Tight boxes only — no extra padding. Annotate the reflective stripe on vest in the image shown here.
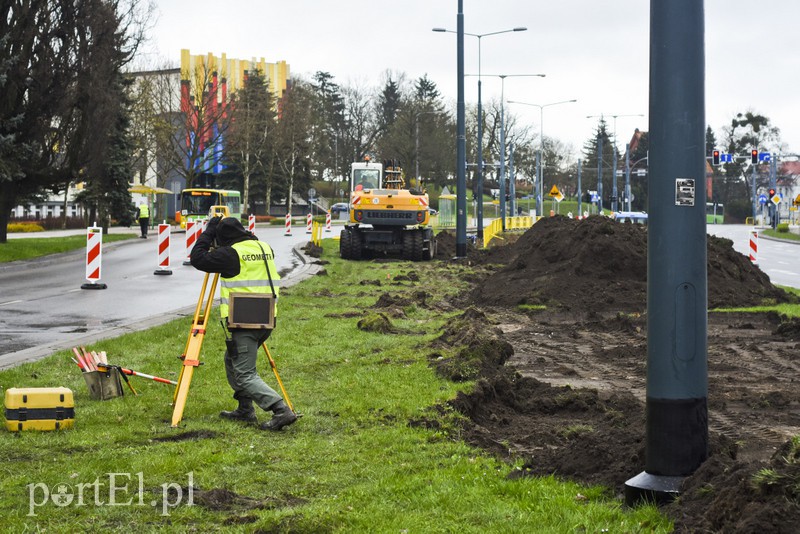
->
[220,240,280,319]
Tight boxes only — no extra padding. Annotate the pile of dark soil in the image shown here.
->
[668,438,800,533]
[471,216,792,313]
[452,369,646,492]
[428,307,513,381]
[428,218,800,532]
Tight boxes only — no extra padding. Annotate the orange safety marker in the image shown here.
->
[325,211,332,232]
[284,213,292,236]
[154,222,173,275]
[306,213,313,234]
[81,224,107,290]
[248,214,256,234]
[749,230,758,264]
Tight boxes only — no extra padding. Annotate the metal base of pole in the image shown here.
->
[182,260,192,266]
[154,269,173,276]
[624,471,683,506]
[81,282,107,290]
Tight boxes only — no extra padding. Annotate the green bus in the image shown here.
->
[706,202,724,224]
[176,188,242,229]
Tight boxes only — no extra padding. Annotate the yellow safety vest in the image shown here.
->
[138,205,149,218]
[220,240,280,319]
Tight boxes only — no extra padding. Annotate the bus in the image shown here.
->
[176,188,242,229]
[706,202,724,224]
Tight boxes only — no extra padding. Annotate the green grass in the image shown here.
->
[762,228,800,242]
[0,240,671,532]
[713,286,800,317]
[0,233,137,263]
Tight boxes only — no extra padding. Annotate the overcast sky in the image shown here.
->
[142,0,800,159]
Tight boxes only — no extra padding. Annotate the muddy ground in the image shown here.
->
[431,217,800,532]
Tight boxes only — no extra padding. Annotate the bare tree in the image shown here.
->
[275,81,314,215]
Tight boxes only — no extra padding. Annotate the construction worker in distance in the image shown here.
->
[190,216,298,431]
[136,202,149,238]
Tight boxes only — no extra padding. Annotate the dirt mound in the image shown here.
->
[668,438,800,532]
[452,370,646,493]
[428,308,514,382]
[429,218,799,531]
[472,216,792,313]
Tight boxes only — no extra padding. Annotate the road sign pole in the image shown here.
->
[625,0,708,506]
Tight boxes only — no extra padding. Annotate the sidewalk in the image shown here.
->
[5,225,171,239]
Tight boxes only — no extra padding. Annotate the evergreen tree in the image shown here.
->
[581,118,617,211]
[377,76,401,134]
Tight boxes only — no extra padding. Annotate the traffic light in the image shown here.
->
[712,150,720,165]
[751,149,758,164]
[768,188,776,197]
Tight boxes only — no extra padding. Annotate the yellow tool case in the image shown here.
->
[4,387,75,432]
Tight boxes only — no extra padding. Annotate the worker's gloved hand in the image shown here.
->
[204,216,222,237]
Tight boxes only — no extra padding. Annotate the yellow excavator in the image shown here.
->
[339,158,436,261]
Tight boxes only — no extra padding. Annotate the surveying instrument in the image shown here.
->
[170,206,297,427]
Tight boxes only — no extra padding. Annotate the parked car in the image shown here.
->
[330,203,349,214]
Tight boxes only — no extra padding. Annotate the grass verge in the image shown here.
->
[0,234,137,263]
[0,239,669,532]
[713,286,800,316]
[762,228,800,242]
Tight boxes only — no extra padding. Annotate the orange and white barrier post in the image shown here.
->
[248,214,256,234]
[154,222,173,275]
[325,211,331,232]
[306,213,313,234]
[749,230,758,264]
[81,223,107,289]
[183,220,199,266]
[284,213,292,236]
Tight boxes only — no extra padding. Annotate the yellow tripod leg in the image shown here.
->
[261,343,295,413]
[171,273,219,427]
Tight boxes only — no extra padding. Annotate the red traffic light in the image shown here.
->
[712,150,720,165]
[751,149,759,164]
[768,188,776,197]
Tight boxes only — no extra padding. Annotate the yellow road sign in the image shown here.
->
[549,185,561,197]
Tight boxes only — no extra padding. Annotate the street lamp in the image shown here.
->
[433,26,527,242]
[478,74,546,230]
[507,99,577,218]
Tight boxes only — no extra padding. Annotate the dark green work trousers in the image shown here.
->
[224,328,282,411]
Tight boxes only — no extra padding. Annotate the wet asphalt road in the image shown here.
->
[0,224,324,368]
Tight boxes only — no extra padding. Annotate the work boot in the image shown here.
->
[260,400,297,431]
[220,402,257,423]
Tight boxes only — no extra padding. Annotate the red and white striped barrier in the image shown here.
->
[81,224,107,289]
[284,213,292,236]
[749,230,758,264]
[183,220,199,266]
[154,222,173,275]
[306,213,313,234]
[248,214,256,234]
[325,211,331,232]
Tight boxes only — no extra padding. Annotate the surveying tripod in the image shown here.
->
[170,207,297,427]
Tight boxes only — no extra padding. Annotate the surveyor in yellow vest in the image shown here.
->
[190,216,297,431]
[136,202,150,238]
